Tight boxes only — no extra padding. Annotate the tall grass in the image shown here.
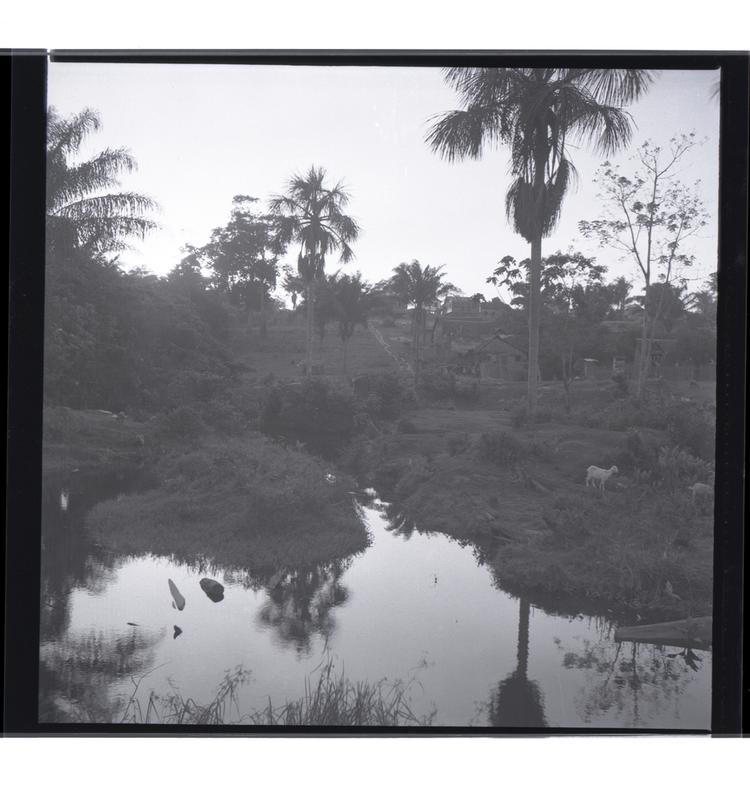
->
[118,660,436,726]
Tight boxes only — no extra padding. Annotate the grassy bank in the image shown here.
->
[43,406,152,481]
[342,395,714,620]
[44,406,368,571]
[62,660,436,726]
[86,433,368,570]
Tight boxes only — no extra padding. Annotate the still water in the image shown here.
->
[39,477,711,728]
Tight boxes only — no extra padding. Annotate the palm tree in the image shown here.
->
[609,276,633,318]
[328,272,379,374]
[426,68,652,418]
[270,166,360,374]
[387,260,457,376]
[46,107,157,259]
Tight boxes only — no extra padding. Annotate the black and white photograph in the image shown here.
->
[36,58,726,730]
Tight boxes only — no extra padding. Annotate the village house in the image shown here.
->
[426,296,527,380]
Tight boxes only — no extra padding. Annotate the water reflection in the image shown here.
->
[39,626,165,722]
[257,561,351,653]
[557,636,701,727]
[38,474,711,728]
[488,598,547,727]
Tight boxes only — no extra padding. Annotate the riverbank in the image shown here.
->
[43,378,715,620]
[43,406,368,571]
[342,403,714,621]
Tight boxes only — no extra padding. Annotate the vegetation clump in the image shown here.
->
[86,433,368,570]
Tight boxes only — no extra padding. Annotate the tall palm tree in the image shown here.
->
[46,107,157,259]
[270,166,360,374]
[387,260,457,376]
[427,68,652,418]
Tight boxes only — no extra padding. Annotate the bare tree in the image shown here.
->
[579,133,709,397]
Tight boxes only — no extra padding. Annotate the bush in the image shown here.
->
[666,404,715,460]
[86,435,367,569]
[615,428,660,472]
[201,398,245,434]
[476,431,526,467]
[393,455,433,498]
[655,445,714,490]
[160,406,208,439]
[545,495,592,546]
[260,378,358,445]
[417,368,455,400]
[352,371,416,420]
[352,371,415,420]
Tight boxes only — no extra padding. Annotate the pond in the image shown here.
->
[38,475,711,728]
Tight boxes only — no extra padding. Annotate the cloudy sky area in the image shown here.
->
[48,63,720,301]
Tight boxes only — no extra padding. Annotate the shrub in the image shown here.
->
[476,431,526,467]
[666,404,715,460]
[260,378,358,444]
[545,495,592,545]
[201,398,245,434]
[615,428,660,472]
[160,406,208,439]
[352,371,415,420]
[655,445,714,490]
[393,455,433,498]
[417,368,456,400]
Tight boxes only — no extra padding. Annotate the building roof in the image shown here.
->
[452,331,527,356]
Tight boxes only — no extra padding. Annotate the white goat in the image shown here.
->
[585,465,618,491]
[688,482,713,504]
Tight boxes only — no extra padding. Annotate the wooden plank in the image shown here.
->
[614,616,712,650]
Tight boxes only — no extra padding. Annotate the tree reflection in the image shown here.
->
[557,636,701,726]
[489,598,547,727]
[257,560,351,653]
[39,482,121,641]
[378,502,418,538]
[39,626,164,722]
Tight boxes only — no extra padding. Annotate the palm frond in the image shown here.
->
[573,69,655,106]
[53,192,158,222]
[47,148,138,210]
[47,107,101,157]
[425,107,507,161]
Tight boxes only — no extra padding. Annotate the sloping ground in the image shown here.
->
[230,319,399,384]
[346,408,711,620]
[42,407,369,571]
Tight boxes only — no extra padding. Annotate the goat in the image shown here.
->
[688,482,714,504]
[585,465,618,491]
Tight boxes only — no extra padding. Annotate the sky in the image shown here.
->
[47,62,720,302]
